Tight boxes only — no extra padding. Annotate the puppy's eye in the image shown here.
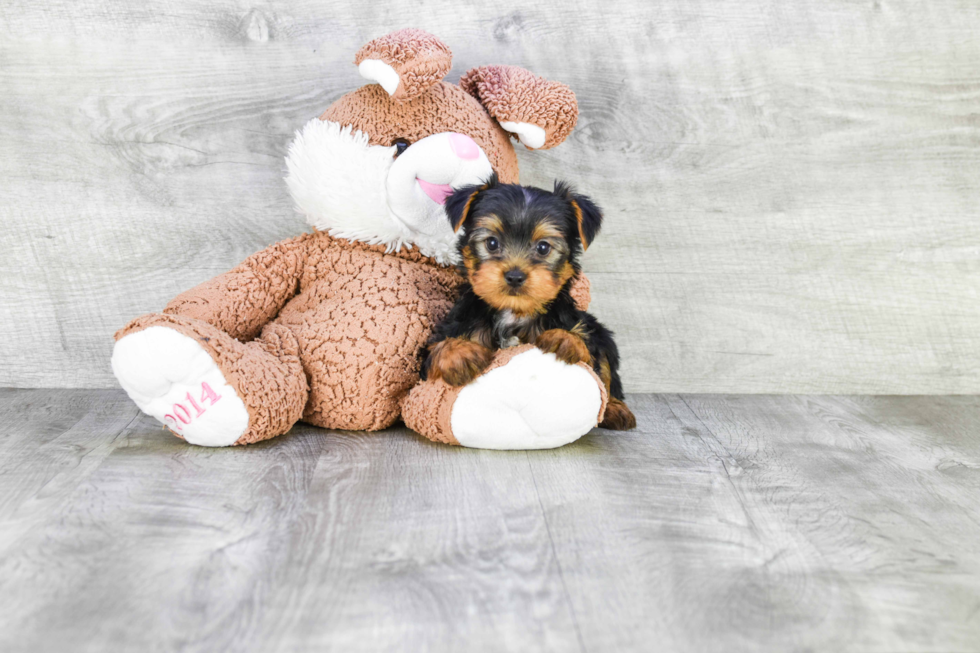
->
[535,241,552,256]
[485,237,500,252]
[392,138,410,157]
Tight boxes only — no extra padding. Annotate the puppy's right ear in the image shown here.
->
[445,173,498,233]
[570,193,603,250]
[555,180,603,250]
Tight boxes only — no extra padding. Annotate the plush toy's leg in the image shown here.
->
[401,344,607,450]
[112,314,308,446]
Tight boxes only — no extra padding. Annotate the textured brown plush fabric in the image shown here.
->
[399,376,462,446]
[569,272,591,311]
[460,65,579,149]
[354,28,453,103]
[164,236,308,342]
[136,232,465,435]
[321,82,520,184]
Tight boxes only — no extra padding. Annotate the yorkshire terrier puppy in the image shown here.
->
[421,174,636,431]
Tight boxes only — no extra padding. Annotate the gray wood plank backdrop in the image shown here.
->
[2,0,979,393]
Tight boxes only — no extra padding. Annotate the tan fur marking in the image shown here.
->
[600,398,636,431]
[471,327,494,350]
[469,259,562,317]
[571,321,591,342]
[570,199,588,250]
[461,244,478,274]
[428,338,494,386]
[535,329,591,366]
[531,222,563,242]
[521,266,563,311]
[454,180,496,233]
[557,262,575,287]
[500,255,528,269]
[474,214,503,234]
[598,356,612,393]
[455,190,481,233]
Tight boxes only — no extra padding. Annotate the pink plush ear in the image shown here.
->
[354,29,452,103]
[460,65,578,150]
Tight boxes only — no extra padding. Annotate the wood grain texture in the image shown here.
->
[1,0,980,392]
[2,389,980,652]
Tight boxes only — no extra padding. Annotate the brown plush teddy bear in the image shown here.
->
[111,29,608,449]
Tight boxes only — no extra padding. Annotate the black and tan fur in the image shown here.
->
[421,174,636,430]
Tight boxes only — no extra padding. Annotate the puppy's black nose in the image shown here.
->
[504,268,527,287]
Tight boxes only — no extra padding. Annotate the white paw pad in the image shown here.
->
[111,326,249,447]
[450,348,603,450]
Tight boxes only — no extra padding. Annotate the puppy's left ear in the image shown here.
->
[445,173,498,233]
[556,181,603,251]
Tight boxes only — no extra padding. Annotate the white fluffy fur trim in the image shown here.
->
[284,119,462,264]
[285,119,410,247]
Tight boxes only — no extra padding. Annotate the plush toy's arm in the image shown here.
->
[570,273,591,311]
[163,235,309,342]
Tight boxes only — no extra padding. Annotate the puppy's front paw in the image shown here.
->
[535,329,591,366]
[428,338,494,387]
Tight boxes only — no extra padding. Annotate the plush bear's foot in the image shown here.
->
[112,314,308,447]
[402,344,607,450]
[112,326,250,447]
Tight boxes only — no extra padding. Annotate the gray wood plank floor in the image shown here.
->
[1,389,979,652]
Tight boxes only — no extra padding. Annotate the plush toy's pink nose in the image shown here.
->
[449,133,480,160]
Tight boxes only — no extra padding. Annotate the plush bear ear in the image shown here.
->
[460,65,578,150]
[445,173,499,233]
[354,29,452,103]
[555,180,602,250]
